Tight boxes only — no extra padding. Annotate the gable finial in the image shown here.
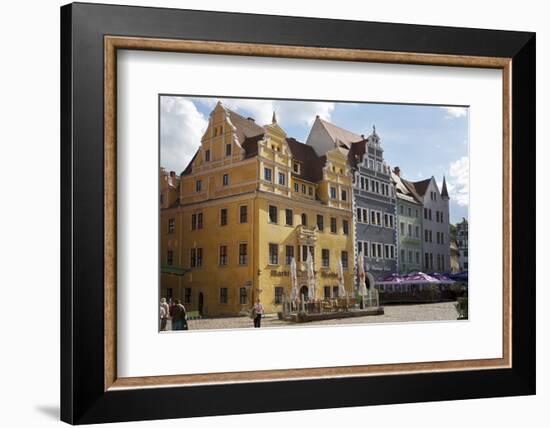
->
[272,111,277,124]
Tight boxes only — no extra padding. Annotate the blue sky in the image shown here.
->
[160,96,468,224]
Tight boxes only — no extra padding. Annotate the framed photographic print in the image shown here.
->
[60,2,536,424]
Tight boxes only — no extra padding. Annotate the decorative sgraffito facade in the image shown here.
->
[349,129,398,285]
[306,118,399,288]
[160,103,355,316]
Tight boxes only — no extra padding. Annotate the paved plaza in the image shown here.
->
[163,301,460,332]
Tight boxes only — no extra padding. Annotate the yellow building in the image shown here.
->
[160,102,354,316]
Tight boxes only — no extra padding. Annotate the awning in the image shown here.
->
[161,265,190,276]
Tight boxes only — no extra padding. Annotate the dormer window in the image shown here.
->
[293,162,301,174]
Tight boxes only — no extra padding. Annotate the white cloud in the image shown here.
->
[160,97,336,173]
[160,97,208,174]
[195,97,334,128]
[441,106,468,119]
[445,156,469,206]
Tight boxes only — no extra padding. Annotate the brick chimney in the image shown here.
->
[393,166,401,176]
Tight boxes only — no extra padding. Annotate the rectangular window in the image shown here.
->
[219,245,228,266]
[330,187,337,199]
[322,249,330,268]
[301,213,308,226]
[371,210,376,224]
[384,245,391,259]
[190,248,197,267]
[408,224,412,236]
[415,226,419,238]
[285,245,294,265]
[308,186,313,196]
[401,249,406,262]
[408,250,413,263]
[416,252,420,264]
[324,286,331,299]
[371,243,377,258]
[330,217,337,233]
[425,253,430,269]
[191,214,197,230]
[357,208,362,222]
[220,208,228,226]
[316,214,324,231]
[197,213,203,229]
[168,218,175,234]
[400,205,404,215]
[408,207,412,217]
[167,250,173,266]
[239,243,248,265]
[264,167,272,182]
[294,182,299,192]
[239,287,247,304]
[222,173,229,186]
[278,172,286,186]
[302,184,306,194]
[293,162,300,173]
[225,143,232,156]
[342,219,349,235]
[425,229,429,242]
[268,205,278,223]
[341,189,347,201]
[285,209,293,226]
[358,241,363,254]
[424,208,428,219]
[332,286,339,298]
[429,209,432,220]
[205,149,210,161]
[239,205,248,223]
[269,243,279,265]
[341,251,349,268]
[274,287,284,304]
[196,248,202,267]
[376,212,381,226]
[219,287,228,304]
[195,180,202,192]
[184,287,192,304]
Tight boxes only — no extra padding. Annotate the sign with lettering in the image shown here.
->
[270,270,290,277]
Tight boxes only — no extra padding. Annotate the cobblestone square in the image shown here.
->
[163,301,461,332]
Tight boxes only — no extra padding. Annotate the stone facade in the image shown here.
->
[410,177,451,272]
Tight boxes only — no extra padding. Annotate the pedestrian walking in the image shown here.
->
[171,300,188,331]
[252,299,264,328]
[160,298,170,331]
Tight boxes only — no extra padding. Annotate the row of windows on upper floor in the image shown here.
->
[424,208,447,223]
[166,205,350,234]
[356,175,394,197]
[358,157,391,175]
[357,240,397,260]
[268,205,350,235]
[356,208,395,229]
[263,167,350,202]
[166,243,350,270]
[423,229,447,245]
